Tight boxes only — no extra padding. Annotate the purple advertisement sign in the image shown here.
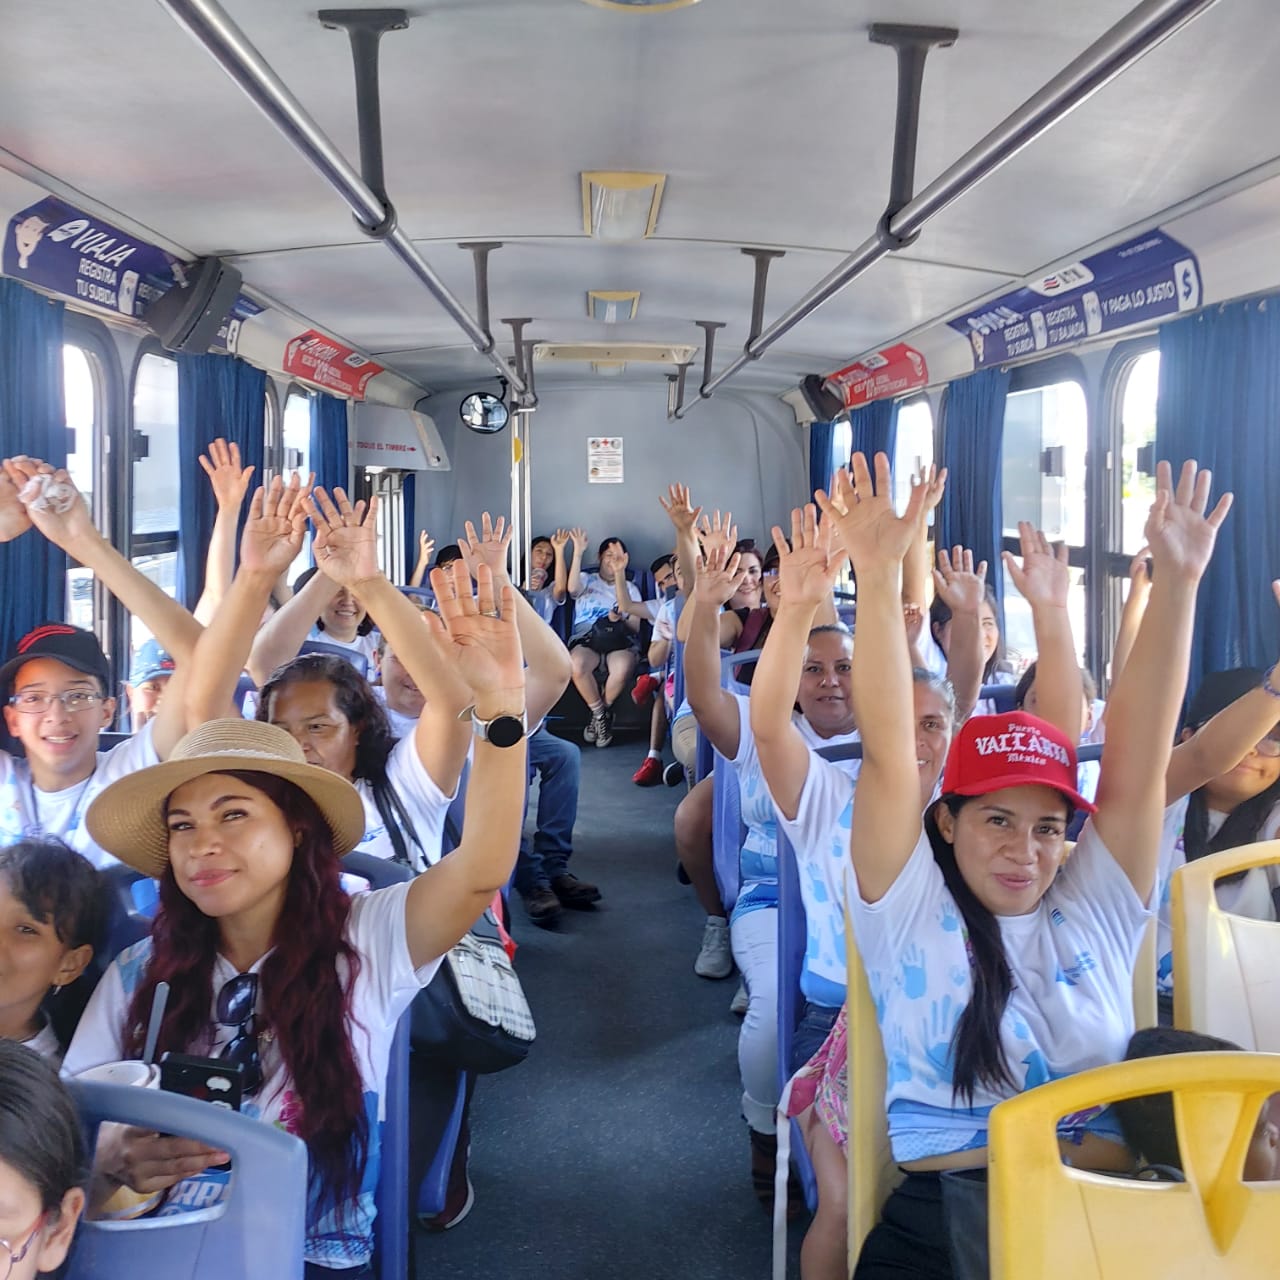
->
[949,230,1202,367]
[4,195,182,320]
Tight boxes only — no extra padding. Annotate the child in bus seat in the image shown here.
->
[0,456,201,870]
[1114,1026,1280,1181]
[631,553,682,787]
[123,639,176,733]
[0,1038,87,1275]
[0,839,103,1062]
[813,453,1226,1279]
[921,575,1016,716]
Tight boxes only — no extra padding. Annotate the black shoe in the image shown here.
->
[521,886,563,925]
[663,761,686,787]
[550,873,602,908]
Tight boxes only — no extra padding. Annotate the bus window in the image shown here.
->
[282,388,312,586]
[130,352,180,655]
[63,344,97,630]
[1000,379,1088,670]
[1119,349,1159,554]
[892,398,935,513]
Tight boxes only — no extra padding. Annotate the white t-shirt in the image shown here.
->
[24,1018,61,1063]
[0,725,159,869]
[570,573,641,638]
[1153,795,1280,996]
[849,820,1151,1162]
[304,626,380,675]
[372,686,418,741]
[351,735,457,872]
[774,744,862,1009]
[63,880,439,1269]
[653,598,677,644]
[728,693,778,922]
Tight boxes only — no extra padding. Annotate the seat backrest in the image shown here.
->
[297,639,369,679]
[721,648,763,698]
[988,1051,1280,1279]
[978,681,1019,714]
[1171,840,1280,1050]
[374,1013,410,1280]
[340,850,415,890]
[711,754,744,912]
[1133,915,1158,1032]
[66,1081,307,1280]
[671,598,687,712]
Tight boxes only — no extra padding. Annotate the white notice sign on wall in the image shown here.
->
[588,436,624,484]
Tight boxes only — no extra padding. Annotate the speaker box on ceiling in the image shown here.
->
[799,373,846,423]
[144,256,244,354]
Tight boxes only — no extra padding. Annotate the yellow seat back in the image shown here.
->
[989,1052,1280,1279]
[844,900,902,1272]
[1133,915,1158,1031]
[1171,841,1280,1050]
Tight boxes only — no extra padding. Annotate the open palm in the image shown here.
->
[306,486,381,587]
[240,475,307,576]
[816,451,924,572]
[198,438,256,511]
[660,483,702,535]
[1144,459,1232,583]
[773,504,840,610]
[429,561,525,696]
[461,512,513,584]
[1002,523,1069,610]
[694,545,746,609]
[934,546,989,614]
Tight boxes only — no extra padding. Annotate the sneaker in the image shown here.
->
[632,756,663,787]
[631,672,661,706]
[730,982,749,1016]
[593,712,613,749]
[694,916,733,979]
[583,714,600,744]
[419,1134,475,1232]
[550,873,602,908]
[663,761,686,787]
[521,886,563,926]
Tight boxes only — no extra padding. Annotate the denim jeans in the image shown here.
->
[514,726,581,893]
[305,1265,372,1278]
[789,999,841,1075]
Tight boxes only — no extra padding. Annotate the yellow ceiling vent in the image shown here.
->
[581,172,666,240]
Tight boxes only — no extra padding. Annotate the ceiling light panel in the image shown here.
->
[581,172,666,240]
[587,290,641,322]
[591,361,628,376]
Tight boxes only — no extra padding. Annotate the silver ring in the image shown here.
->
[480,609,502,619]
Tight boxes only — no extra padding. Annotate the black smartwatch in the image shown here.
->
[468,707,528,748]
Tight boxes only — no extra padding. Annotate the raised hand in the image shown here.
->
[417,530,435,564]
[198,438,255,512]
[771,504,841,611]
[659,483,702,535]
[1128,544,1152,588]
[239,474,308,576]
[550,528,570,554]
[305,486,380,588]
[427,560,526,705]
[1001,523,1068,610]
[1143,459,1232,583]
[569,527,589,557]
[696,509,737,558]
[912,463,947,526]
[933,545,989,615]
[816,451,925,573]
[460,513,513,584]
[694,545,747,610]
[903,602,926,652]
[2,455,95,550]
[0,464,31,543]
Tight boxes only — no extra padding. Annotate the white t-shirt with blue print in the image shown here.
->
[727,693,779,922]
[570,572,640,638]
[769,730,862,1010]
[847,819,1152,1162]
[1153,796,1280,998]
[63,880,441,1270]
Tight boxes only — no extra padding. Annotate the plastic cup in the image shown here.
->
[75,1061,163,1218]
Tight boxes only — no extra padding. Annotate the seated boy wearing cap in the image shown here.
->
[124,639,175,733]
[0,456,200,868]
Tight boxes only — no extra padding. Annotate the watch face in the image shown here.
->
[486,714,525,748]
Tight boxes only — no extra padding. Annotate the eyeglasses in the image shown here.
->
[1,1211,47,1279]
[1255,731,1280,758]
[216,973,263,1094]
[7,690,104,714]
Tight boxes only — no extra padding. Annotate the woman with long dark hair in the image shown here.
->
[815,453,1228,1278]
[63,546,528,1274]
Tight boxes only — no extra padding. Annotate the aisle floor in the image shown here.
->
[413,733,806,1279]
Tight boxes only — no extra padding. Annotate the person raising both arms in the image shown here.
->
[815,453,1228,1279]
[0,456,200,868]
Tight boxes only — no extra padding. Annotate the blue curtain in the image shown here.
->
[937,366,1012,614]
[0,279,67,657]
[808,420,837,500]
[401,471,416,586]
[850,399,900,472]
[176,352,267,609]
[1156,298,1280,694]
[310,392,350,498]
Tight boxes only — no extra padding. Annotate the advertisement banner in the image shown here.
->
[825,342,929,409]
[210,294,265,355]
[588,436,624,484]
[948,229,1202,368]
[283,329,384,399]
[3,194,181,319]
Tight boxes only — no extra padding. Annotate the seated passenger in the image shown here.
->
[1114,1026,1280,1180]
[63,557,528,1275]
[814,453,1227,1279]
[1015,660,1103,803]
[0,1038,86,1274]
[0,456,199,868]
[124,639,175,733]
[408,530,435,589]
[525,534,555,594]
[0,839,101,1061]
[558,531,642,748]
[632,554,684,788]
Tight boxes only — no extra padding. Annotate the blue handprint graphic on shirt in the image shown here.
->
[938,899,962,933]
[885,1023,912,1088]
[918,996,959,1088]
[898,944,928,999]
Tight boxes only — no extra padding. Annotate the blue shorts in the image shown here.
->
[789,1000,840,1075]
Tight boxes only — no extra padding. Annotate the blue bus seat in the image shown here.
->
[400,586,436,608]
[97,731,131,751]
[414,1070,469,1220]
[721,648,763,697]
[671,598,687,715]
[978,682,1018,714]
[65,1081,307,1280]
[98,865,152,958]
[375,1013,411,1280]
[298,640,369,679]
[711,755,745,913]
[233,672,258,717]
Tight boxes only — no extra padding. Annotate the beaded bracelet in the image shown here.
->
[1263,665,1280,700]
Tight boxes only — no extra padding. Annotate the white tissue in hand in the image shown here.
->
[17,473,76,514]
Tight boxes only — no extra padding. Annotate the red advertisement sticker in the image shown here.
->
[283,330,384,399]
[825,342,928,409]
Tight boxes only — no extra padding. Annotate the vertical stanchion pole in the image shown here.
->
[520,408,534,591]
[509,413,523,585]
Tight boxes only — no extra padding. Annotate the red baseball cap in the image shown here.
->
[940,711,1096,814]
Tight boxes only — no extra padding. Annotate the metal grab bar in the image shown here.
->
[156,0,529,396]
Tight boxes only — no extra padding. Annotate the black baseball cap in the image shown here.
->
[0,623,111,695]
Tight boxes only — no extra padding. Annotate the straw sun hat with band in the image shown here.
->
[86,719,368,877]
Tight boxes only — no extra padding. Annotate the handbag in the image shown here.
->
[372,779,536,1073]
[585,614,635,653]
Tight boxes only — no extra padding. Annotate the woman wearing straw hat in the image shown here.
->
[62,486,528,1274]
